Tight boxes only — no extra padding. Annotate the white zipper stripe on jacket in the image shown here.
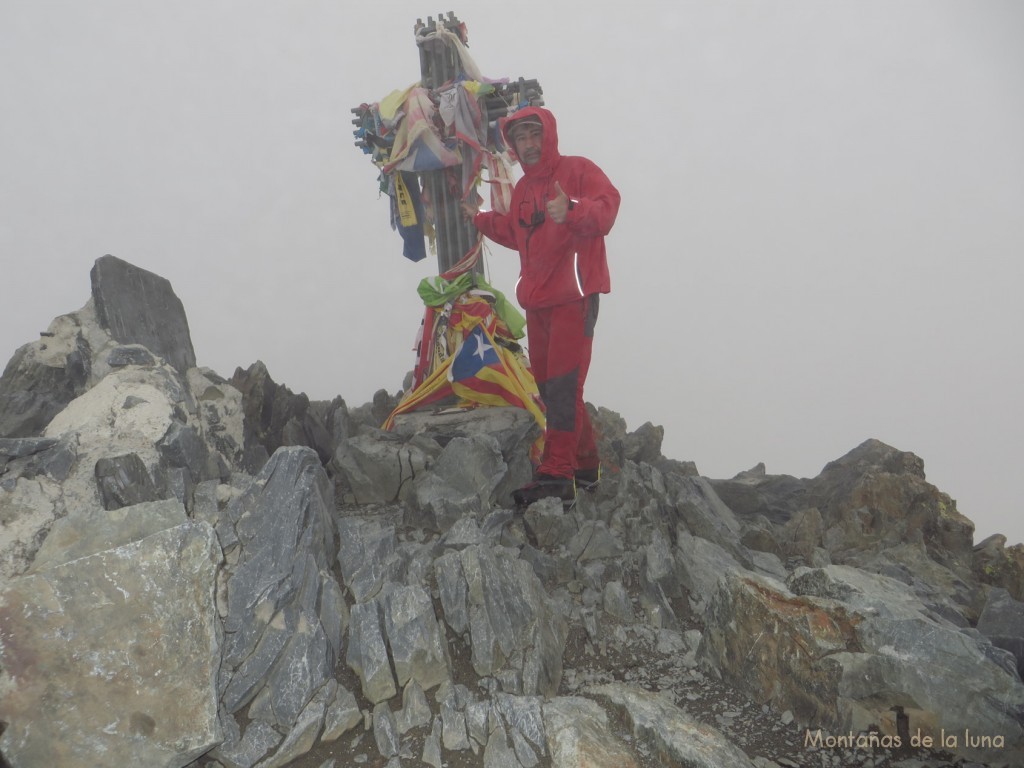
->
[573,253,584,296]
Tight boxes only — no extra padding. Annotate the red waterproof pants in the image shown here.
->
[526,295,601,479]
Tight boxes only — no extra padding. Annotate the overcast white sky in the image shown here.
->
[2,1,1022,545]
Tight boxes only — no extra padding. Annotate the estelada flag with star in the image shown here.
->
[448,324,543,427]
[382,309,545,462]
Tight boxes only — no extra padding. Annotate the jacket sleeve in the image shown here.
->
[564,159,621,239]
[474,210,518,251]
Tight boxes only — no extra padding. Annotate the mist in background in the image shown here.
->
[2,1,1022,543]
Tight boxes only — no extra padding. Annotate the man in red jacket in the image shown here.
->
[462,106,621,506]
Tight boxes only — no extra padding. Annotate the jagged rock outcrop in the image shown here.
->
[3,256,1024,768]
[229,361,338,471]
[0,303,100,439]
[90,254,197,374]
[435,542,568,697]
[217,446,340,743]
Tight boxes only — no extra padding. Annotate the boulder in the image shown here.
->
[90,254,196,375]
[852,542,985,626]
[29,497,186,572]
[974,533,1024,601]
[256,681,335,768]
[588,684,756,767]
[674,530,747,615]
[0,521,222,768]
[95,452,161,509]
[493,693,547,761]
[699,566,1024,764]
[543,696,640,768]
[977,587,1024,676]
[411,433,507,531]
[389,405,538,502]
[331,431,438,506]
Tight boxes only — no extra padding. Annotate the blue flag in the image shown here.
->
[393,172,426,262]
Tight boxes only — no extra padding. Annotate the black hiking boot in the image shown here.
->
[512,474,576,507]
[575,463,602,492]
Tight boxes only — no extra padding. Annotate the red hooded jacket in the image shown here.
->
[473,106,620,310]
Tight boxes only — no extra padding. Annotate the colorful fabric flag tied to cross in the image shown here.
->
[351,24,516,274]
[382,273,545,463]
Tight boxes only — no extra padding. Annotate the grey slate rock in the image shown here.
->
[568,520,622,561]
[222,446,337,665]
[29,497,186,573]
[976,587,1024,675]
[0,435,76,484]
[230,360,333,469]
[522,497,577,549]
[603,580,635,623]
[90,254,196,374]
[347,599,398,704]
[321,683,362,742]
[212,718,283,768]
[373,701,401,758]
[440,687,471,751]
[331,431,437,505]
[157,420,213,486]
[258,681,334,768]
[0,437,59,461]
[337,517,401,603]
[434,549,470,635]
[589,683,756,768]
[319,570,349,665]
[0,319,92,438]
[382,584,449,691]
[397,679,433,734]
[219,446,340,742]
[434,544,567,697]
[0,521,223,768]
[422,716,443,768]
[94,452,161,509]
[482,720,520,768]
[264,560,333,728]
[107,343,157,367]
[411,433,507,532]
[465,699,491,748]
[494,693,546,758]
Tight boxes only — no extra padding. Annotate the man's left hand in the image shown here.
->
[546,182,571,224]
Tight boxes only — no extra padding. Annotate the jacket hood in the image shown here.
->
[501,106,560,176]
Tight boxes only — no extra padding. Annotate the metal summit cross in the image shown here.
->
[351,12,543,276]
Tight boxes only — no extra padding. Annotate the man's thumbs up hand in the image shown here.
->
[546,181,571,224]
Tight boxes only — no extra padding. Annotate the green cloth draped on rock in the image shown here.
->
[417,273,526,339]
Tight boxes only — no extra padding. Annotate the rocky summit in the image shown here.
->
[1,257,1023,768]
